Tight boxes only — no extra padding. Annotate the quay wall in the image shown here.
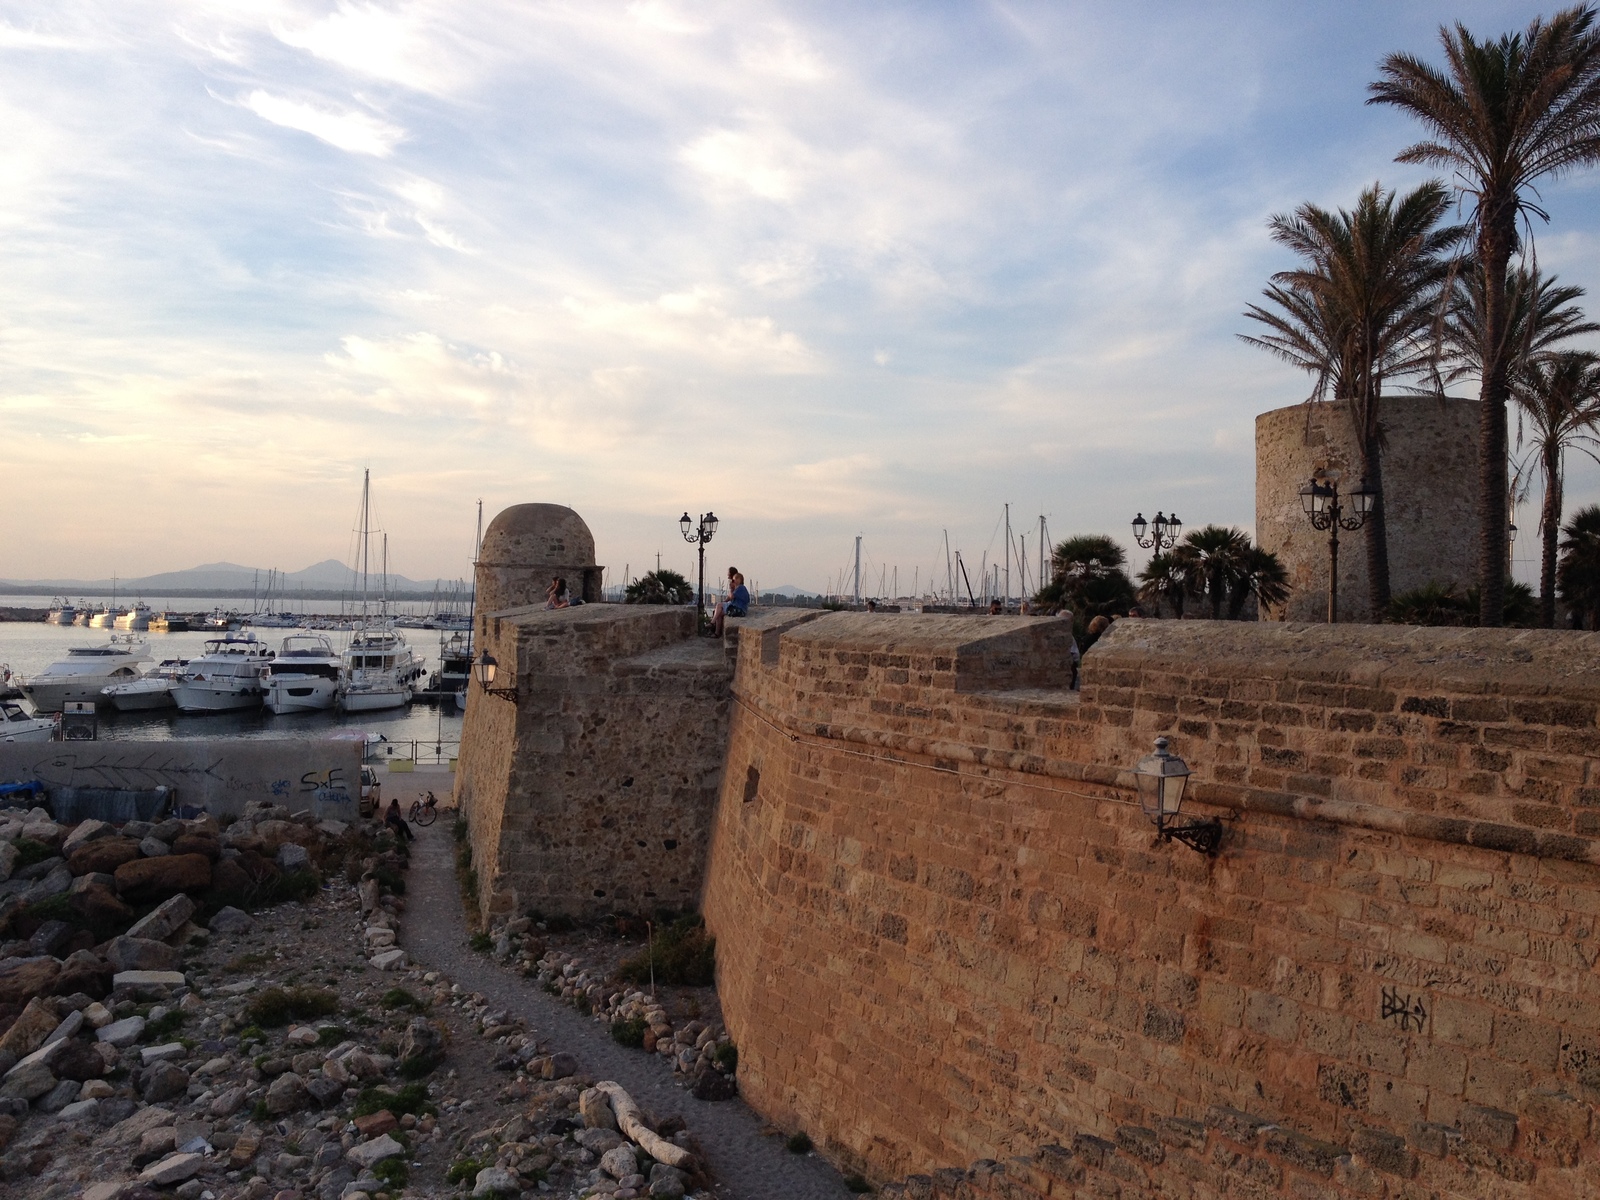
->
[0,736,363,819]
[701,614,1600,1195]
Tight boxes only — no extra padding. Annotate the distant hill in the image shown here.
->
[0,559,467,596]
[763,584,819,597]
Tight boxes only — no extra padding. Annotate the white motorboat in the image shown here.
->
[428,630,472,694]
[87,605,122,629]
[338,626,424,711]
[101,658,188,712]
[45,598,77,625]
[170,633,271,713]
[114,601,154,631]
[19,635,152,712]
[454,689,467,713]
[0,700,56,742]
[264,634,343,714]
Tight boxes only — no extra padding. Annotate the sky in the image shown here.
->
[4,1,1600,596]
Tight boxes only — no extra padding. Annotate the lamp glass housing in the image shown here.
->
[1299,483,1317,516]
[1134,737,1191,822]
[679,513,692,538]
[1350,484,1378,517]
[705,511,719,539]
[1166,514,1182,539]
[474,652,498,688]
[1131,513,1148,540]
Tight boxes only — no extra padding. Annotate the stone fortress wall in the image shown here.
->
[1255,397,1481,623]
[457,503,1600,1196]
[701,614,1600,1195]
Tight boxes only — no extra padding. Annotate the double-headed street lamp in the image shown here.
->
[1131,511,1182,554]
[680,511,719,628]
[1299,472,1377,624]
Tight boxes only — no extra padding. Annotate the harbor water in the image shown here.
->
[0,618,463,751]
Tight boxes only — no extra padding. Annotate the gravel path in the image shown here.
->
[401,822,855,1200]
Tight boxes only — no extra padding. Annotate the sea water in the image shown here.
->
[0,619,464,752]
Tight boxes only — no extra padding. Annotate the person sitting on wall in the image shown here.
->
[1058,607,1082,689]
[989,599,1003,615]
[384,797,414,843]
[544,577,570,610]
[714,570,750,637]
[1082,614,1112,652]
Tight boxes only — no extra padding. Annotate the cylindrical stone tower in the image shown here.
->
[1255,396,1481,622]
[475,503,603,613]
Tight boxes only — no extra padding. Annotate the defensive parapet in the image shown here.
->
[703,613,1600,1193]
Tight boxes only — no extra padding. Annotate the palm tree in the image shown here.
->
[1242,182,1462,614]
[1513,352,1600,625]
[1178,525,1252,619]
[1371,6,1600,625]
[1228,546,1292,619]
[625,569,693,605]
[1447,264,1600,383]
[1035,535,1136,636]
[1559,504,1600,626]
[1137,552,1190,618]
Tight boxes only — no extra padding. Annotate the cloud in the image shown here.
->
[241,89,404,156]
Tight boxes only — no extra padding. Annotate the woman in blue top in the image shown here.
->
[714,570,750,637]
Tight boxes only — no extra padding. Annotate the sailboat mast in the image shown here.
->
[1004,503,1011,610]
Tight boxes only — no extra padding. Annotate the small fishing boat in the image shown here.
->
[45,598,77,625]
[114,601,154,631]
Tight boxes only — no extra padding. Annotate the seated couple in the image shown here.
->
[713,568,749,636]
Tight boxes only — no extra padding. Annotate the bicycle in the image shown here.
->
[408,791,439,826]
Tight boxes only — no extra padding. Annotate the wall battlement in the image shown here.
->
[701,614,1600,1194]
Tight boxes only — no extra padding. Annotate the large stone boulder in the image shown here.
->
[51,1038,107,1082]
[55,950,113,999]
[68,882,134,928]
[207,906,254,935]
[0,998,60,1059]
[68,838,142,877]
[0,957,62,1006]
[170,833,220,861]
[139,1062,189,1103]
[126,894,196,942]
[265,1071,308,1114]
[61,821,116,857]
[210,858,254,896]
[114,854,211,902]
[106,937,181,973]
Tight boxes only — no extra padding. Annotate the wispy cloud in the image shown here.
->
[241,89,404,156]
[0,0,1595,591]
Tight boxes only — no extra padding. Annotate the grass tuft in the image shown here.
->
[245,985,340,1028]
[617,914,716,987]
[380,987,423,1011]
[610,1017,648,1048]
[353,1082,435,1118]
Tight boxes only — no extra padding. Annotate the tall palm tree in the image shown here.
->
[1242,181,1462,614]
[1228,546,1292,620]
[1559,504,1600,626]
[1177,525,1252,619]
[1515,352,1600,625]
[1371,6,1600,625]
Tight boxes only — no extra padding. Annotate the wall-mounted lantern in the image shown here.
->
[1134,737,1221,855]
[474,651,519,702]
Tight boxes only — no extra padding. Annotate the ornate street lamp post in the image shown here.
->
[1131,510,1182,555]
[679,511,719,629]
[1298,473,1377,624]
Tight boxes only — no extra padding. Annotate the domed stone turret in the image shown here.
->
[476,503,602,612]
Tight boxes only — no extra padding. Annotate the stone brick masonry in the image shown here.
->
[701,614,1600,1195]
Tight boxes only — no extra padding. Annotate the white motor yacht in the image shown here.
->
[264,634,343,714]
[19,636,152,712]
[0,700,56,742]
[101,658,188,712]
[338,625,424,712]
[170,633,271,713]
[114,601,154,631]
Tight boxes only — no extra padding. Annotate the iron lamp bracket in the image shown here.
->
[1157,815,1224,856]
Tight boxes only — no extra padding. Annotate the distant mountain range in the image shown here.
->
[764,584,818,597]
[0,560,468,596]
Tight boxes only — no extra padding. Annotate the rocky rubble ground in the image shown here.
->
[0,805,718,1200]
[478,918,737,1104]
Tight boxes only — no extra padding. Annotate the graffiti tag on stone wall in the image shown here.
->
[1380,986,1428,1033]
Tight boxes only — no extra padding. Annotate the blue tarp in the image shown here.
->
[51,785,172,824]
